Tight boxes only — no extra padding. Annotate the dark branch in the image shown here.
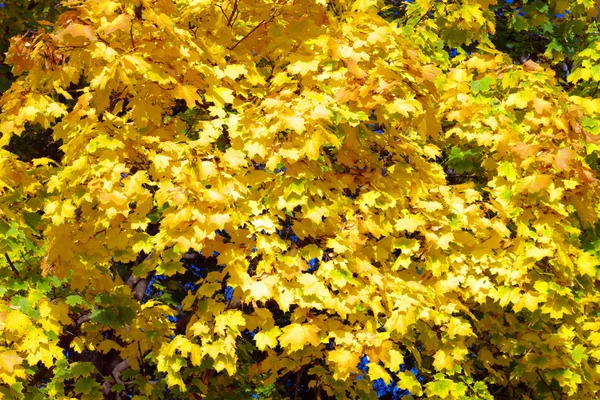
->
[5,253,19,277]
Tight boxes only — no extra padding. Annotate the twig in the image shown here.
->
[227,0,239,26]
[20,251,34,268]
[130,22,136,50]
[217,4,228,20]
[294,366,305,400]
[5,254,19,277]
[184,107,203,137]
[188,21,198,38]
[228,13,276,51]
[414,7,432,26]
[95,33,110,45]
[265,56,276,82]
[138,341,146,376]
[592,81,600,97]
[535,369,559,400]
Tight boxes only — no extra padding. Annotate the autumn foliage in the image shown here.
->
[1,0,600,399]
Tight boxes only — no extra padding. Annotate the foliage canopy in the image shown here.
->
[1,0,600,399]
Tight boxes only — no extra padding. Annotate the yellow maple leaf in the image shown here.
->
[255,327,282,351]
[248,281,272,301]
[196,160,217,180]
[222,148,248,169]
[328,349,360,380]
[518,174,552,193]
[214,310,246,336]
[251,215,277,233]
[368,363,392,384]
[287,55,320,75]
[382,349,404,372]
[351,0,378,12]
[395,214,426,232]
[0,350,23,374]
[303,130,325,160]
[386,98,418,117]
[190,343,203,366]
[577,251,599,277]
[304,203,329,224]
[97,340,123,354]
[525,245,554,260]
[174,85,202,108]
[5,311,30,336]
[513,292,541,313]
[433,348,454,371]
[70,337,86,354]
[398,370,423,395]
[283,115,305,133]
[279,323,321,352]
[47,102,67,118]
[222,64,248,80]
[53,23,96,43]
[205,86,235,106]
[44,199,76,225]
[445,318,474,339]
[245,141,268,159]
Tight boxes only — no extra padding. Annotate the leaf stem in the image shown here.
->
[184,106,203,138]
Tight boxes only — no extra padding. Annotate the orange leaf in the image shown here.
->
[0,351,23,374]
[174,85,202,108]
[57,23,96,42]
[554,148,575,171]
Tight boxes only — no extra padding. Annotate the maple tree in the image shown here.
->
[1,0,600,399]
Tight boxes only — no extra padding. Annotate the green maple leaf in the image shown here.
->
[471,76,495,94]
[74,376,97,394]
[425,378,454,397]
[65,295,85,306]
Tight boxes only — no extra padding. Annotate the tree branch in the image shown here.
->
[132,274,152,302]
[76,312,92,325]
[112,358,130,384]
[227,0,239,27]
[102,357,131,397]
[5,253,19,277]
[181,252,203,260]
